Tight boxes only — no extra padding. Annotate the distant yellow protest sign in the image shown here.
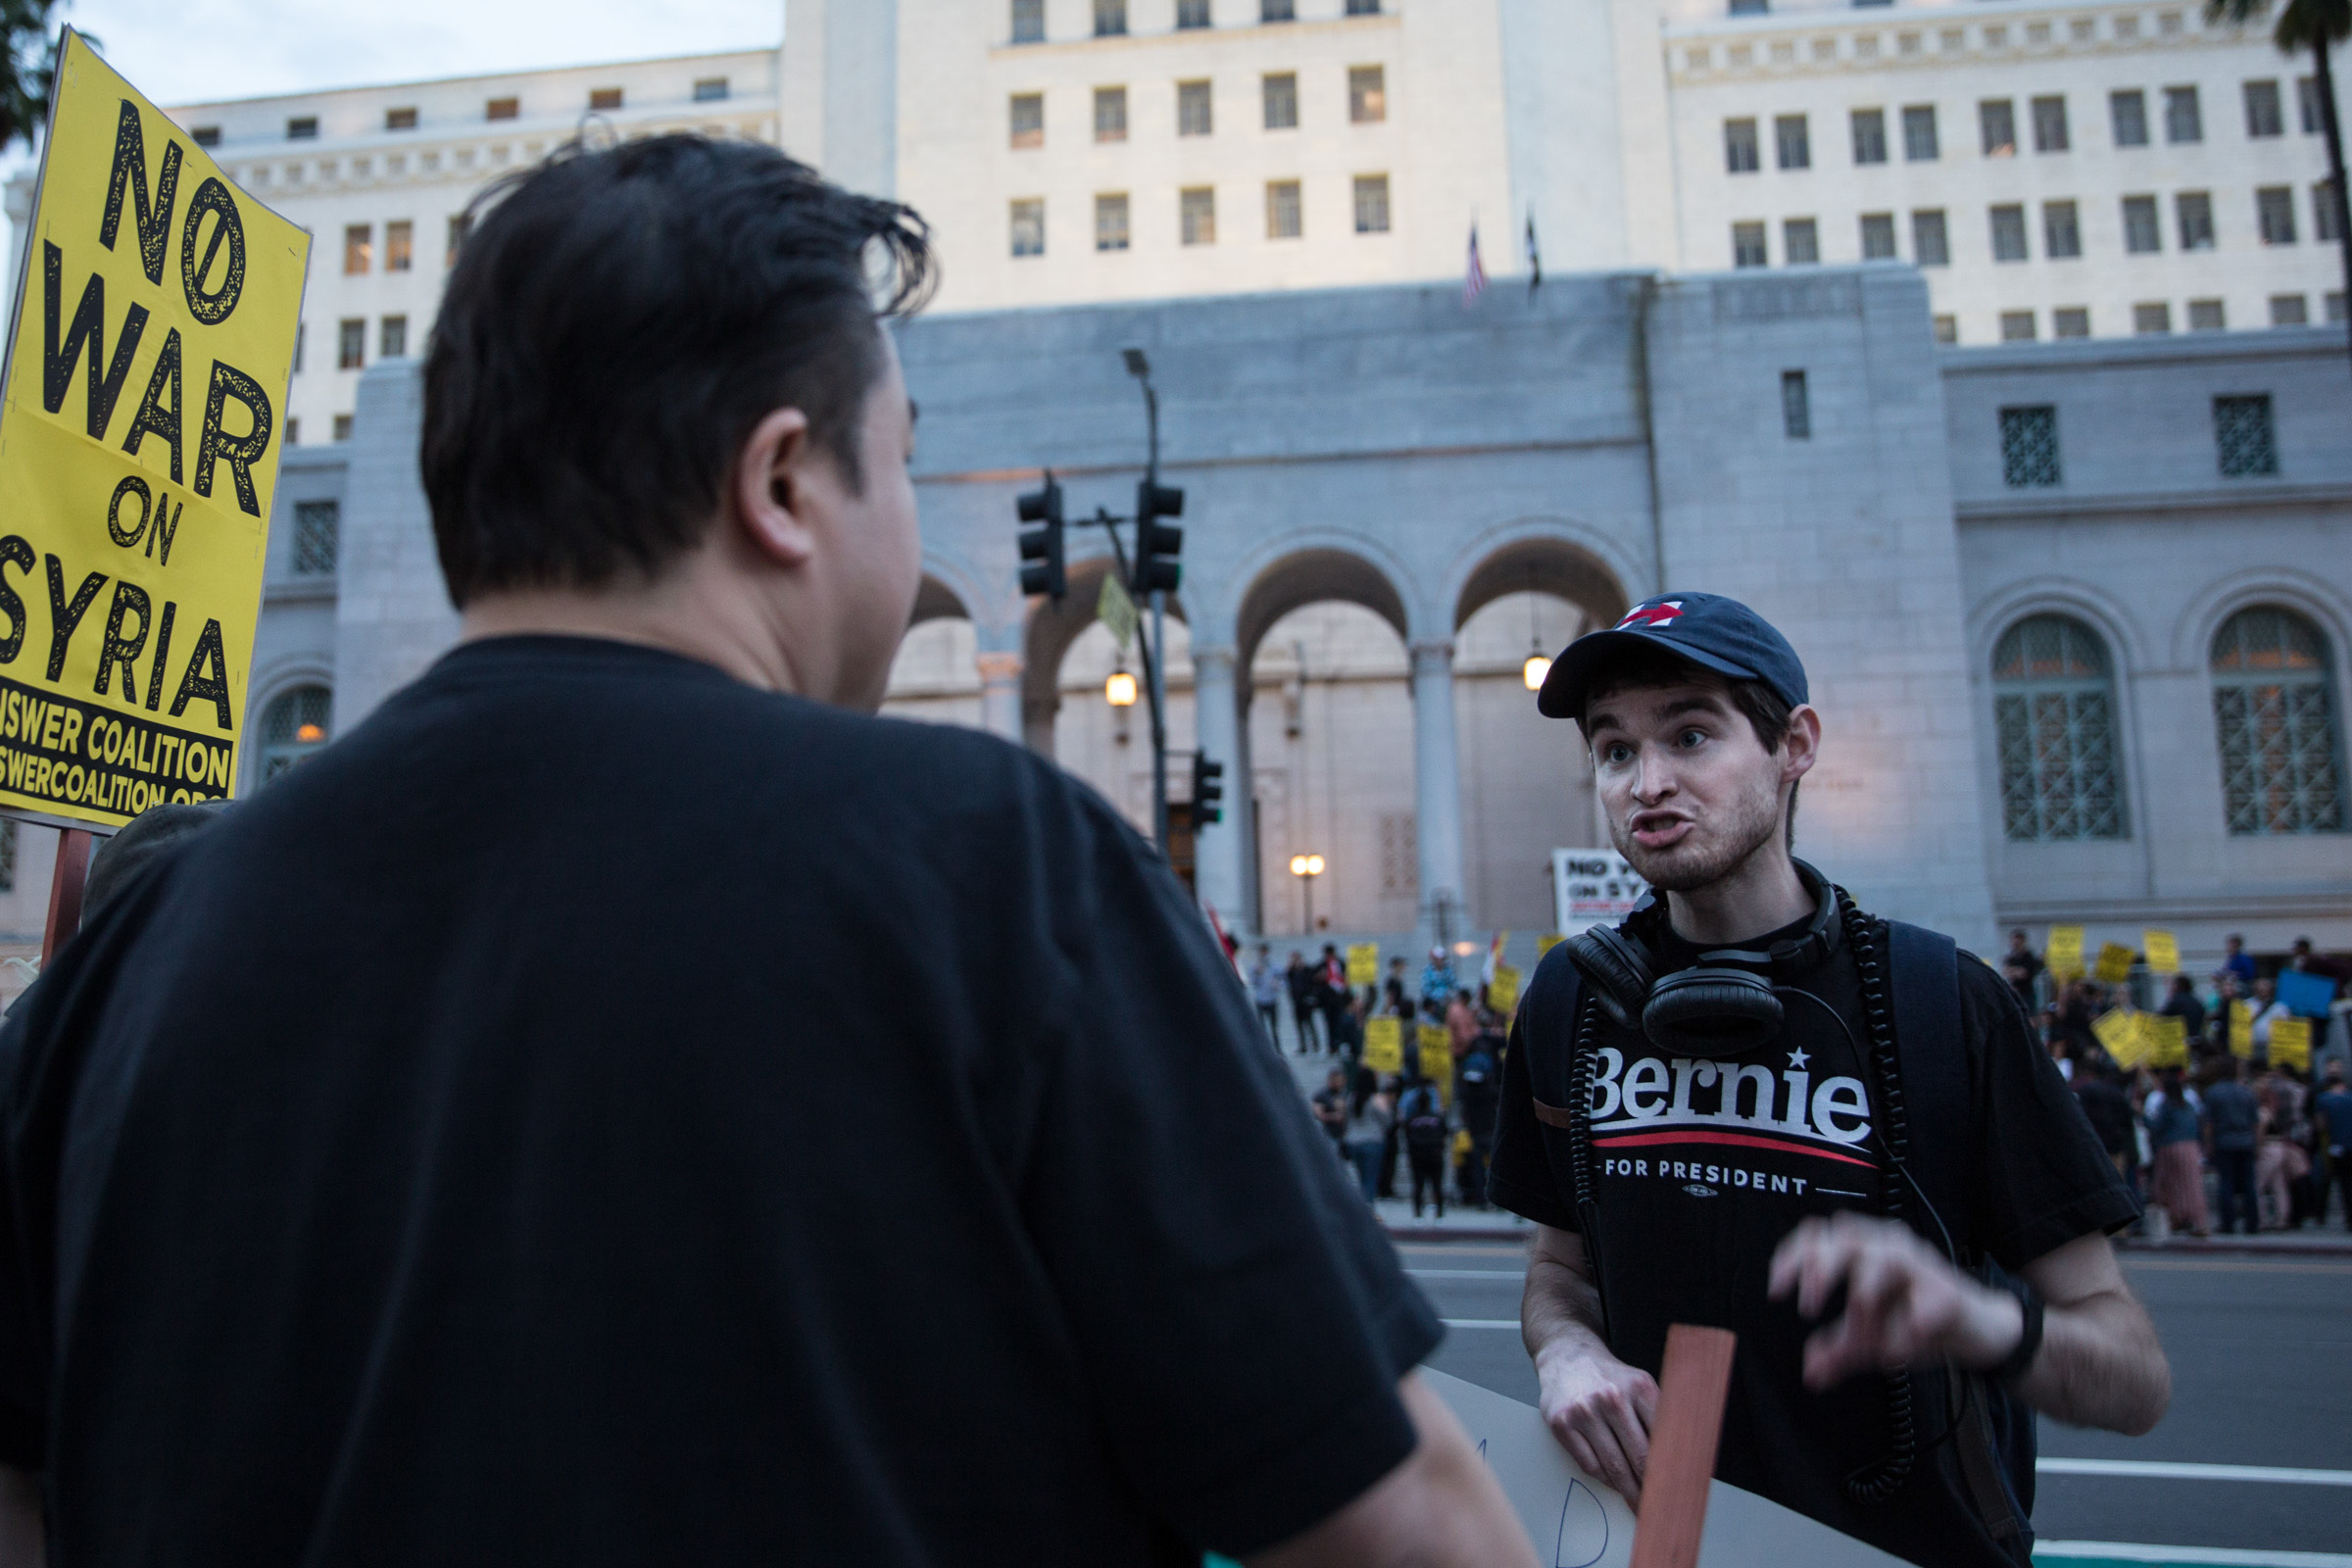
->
[1362,1017,1401,1075]
[2045,926,2084,979]
[1346,943,1379,987]
[1488,963,1521,1015]
[2146,1013,2188,1068]
[0,32,307,830]
[1419,1027,1453,1104]
[2229,1000,2257,1059]
[1536,933,1566,960]
[2092,1008,2150,1069]
[2142,930,2180,976]
[2271,1017,2312,1070]
[2093,942,2137,986]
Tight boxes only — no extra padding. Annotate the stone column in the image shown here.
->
[1409,638,1468,943]
[1190,645,1248,932]
[974,651,1023,745]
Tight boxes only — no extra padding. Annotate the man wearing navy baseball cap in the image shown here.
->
[1492,593,2172,1567]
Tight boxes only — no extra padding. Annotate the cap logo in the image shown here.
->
[1616,600,1685,631]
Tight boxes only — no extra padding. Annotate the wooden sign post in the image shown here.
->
[1629,1324,1738,1568]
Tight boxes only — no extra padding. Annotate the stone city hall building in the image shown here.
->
[0,0,2343,978]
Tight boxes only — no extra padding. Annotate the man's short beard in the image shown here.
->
[1607,785,1786,895]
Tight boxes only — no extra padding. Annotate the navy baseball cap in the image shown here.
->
[1537,592,1809,720]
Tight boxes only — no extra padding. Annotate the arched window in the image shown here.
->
[1992,614,2127,841]
[2211,607,2344,834]
[258,686,331,784]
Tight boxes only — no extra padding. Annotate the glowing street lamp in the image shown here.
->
[1289,853,1325,934]
[1521,652,1551,692]
[1105,668,1139,708]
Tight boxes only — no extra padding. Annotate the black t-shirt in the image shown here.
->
[1490,904,2137,1568]
[0,636,1441,1565]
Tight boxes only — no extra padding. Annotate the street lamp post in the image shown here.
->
[1123,347,1172,854]
[1289,853,1325,934]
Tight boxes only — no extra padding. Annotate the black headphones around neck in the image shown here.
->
[1563,859,1839,1057]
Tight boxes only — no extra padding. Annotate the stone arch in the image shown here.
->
[1967,577,2153,678]
[1234,548,1412,673]
[909,571,972,629]
[2170,566,2352,680]
[1022,556,1186,756]
[1448,527,1632,638]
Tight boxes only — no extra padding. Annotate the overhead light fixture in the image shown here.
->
[1289,854,1325,877]
[1522,562,1551,692]
[295,723,326,743]
[1105,669,1139,708]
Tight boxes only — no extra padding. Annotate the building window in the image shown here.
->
[337,318,365,369]
[1729,0,1768,14]
[2188,298,2227,331]
[1351,175,1388,233]
[2178,192,2215,251]
[1012,0,1045,43]
[1266,179,1301,239]
[1781,370,1810,440]
[2133,302,2173,334]
[1178,0,1211,26]
[1980,98,2016,157]
[2000,405,2060,486]
[343,224,371,274]
[1933,315,1958,344]
[588,86,622,112]
[294,322,305,374]
[2300,75,2325,133]
[1349,66,1386,124]
[1264,73,1298,129]
[1096,193,1130,251]
[1178,79,1213,137]
[380,315,407,359]
[1725,117,1760,174]
[191,125,220,147]
[1911,209,1949,266]
[2320,179,2346,241]
[286,418,299,446]
[1860,212,1896,260]
[293,500,339,574]
[1095,0,1127,37]
[1901,104,1938,162]
[2043,200,2081,259]
[447,213,472,266]
[1010,199,1045,258]
[384,219,413,272]
[1182,186,1217,245]
[1990,203,2029,262]
[2212,607,2343,835]
[1993,614,2127,842]
[331,414,354,442]
[1783,217,1818,264]
[2332,291,2349,321]
[385,107,417,131]
[2111,88,2148,147]
[1732,220,1768,268]
[2258,185,2297,244]
[2164,85,2203,143]
[2122,195,2162,254]
[1010,93,1044,148]
[286,116,318,140]
[1851,108,1886,165]
[0,819,14,892]
[2214,393,2277,475]
[1096,87,1128,143]
[2054,307,2090,338]
[2000,311,2037,342]
[694,77,730,102]
[259,687,333,784]
[2245,78,2284,137]
[1775,114,1810,170]
[486,96,518,121]
[1346,0,1381,13]
[1264,0,1296,18]
[2272,293,2310,325]
[2032,94,2069,152]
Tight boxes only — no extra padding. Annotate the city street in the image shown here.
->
[1405,1241,2352,1566]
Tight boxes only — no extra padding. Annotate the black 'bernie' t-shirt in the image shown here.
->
[1489,904,2138,1568]
[0,636,1441,1565]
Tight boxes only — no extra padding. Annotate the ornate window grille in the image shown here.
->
[1999,406,2060,487]
[2212,608,2345,834]
[2214,394,2278,477]
[1993,614,2127,841]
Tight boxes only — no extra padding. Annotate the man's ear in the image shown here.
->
[731,407,819,568]
[1781,704,1822,785]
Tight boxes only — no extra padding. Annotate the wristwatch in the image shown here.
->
[1985,1272,2045,1386]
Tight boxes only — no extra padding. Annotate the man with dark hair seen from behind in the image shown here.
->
[0,138,1530,1567]
[1489,593,2171,1568]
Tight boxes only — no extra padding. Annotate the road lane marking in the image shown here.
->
[2035,1543,2352,1567]
[2037,1459,2352,1487]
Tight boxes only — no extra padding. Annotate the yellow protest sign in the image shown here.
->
[2271,1017,2313,1070]
[2091,1007,2150,1068]
[2045,926,2084,979]
[1346,943,1379,987]
[1536,933,1566,960]
[0,33,305,830]
[2229,1000,2256,1059]
[2142,930,2180,976]
[1420,1028,1453,1104]
[2146,1013,2188,1068]
[1362,1016,1401,1074]
[1489,963,1521,1015]
[2093,942,2137,985]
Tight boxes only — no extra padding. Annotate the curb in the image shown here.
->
[1384,1227,2352,1256]
[1388,1225,1532,1244]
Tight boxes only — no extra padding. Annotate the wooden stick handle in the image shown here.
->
[1629,1324,1738,1568]
[41,828,93,966]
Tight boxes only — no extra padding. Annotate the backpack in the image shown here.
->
[1401,1089,1446,1149]
[1457,1048,1497,1092]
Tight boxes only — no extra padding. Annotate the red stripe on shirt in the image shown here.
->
[1591,1128,1878,1170]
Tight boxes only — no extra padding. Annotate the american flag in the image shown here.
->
[1464,224,1487,306]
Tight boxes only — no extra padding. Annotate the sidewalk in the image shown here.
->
[1374,1205,2352,1255]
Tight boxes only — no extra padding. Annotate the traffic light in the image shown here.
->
[1133,478,1185,595]
[1189,750,1224,827]
[1016,471,1066,601]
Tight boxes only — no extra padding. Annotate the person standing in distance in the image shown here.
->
[1488,593,2170,1568]
[0,139,1531,1568]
